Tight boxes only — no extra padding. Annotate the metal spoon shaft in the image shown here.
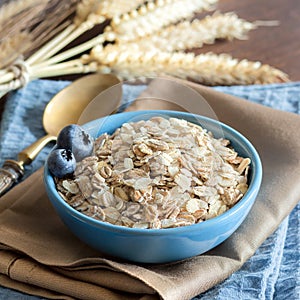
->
[18,134,56,165]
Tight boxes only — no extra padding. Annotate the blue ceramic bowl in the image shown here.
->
[44,110,262,263]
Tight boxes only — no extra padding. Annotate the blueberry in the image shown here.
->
[57,124,94,161]
[47,149,76,178]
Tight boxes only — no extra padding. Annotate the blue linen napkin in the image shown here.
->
[0,80,299,300]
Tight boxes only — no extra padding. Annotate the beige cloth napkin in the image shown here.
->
[1,78,300,300]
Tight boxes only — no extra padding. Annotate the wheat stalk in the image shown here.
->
[0,0,79,82]
[112,12,262,52]
[108,0,218,42]
[26,14,106,65]
[24,1,77,58]
[30,59,98,78]
[0,56,97,90]
[29,0,146,68]
[0,0,90,83]
[90,46,289,85]
[30,33,107,68]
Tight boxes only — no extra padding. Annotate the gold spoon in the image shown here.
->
[0,73,121,196]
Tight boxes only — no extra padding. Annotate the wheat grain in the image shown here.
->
[109,0,218,42]
[74,0,98,25]
[91,47,289,85]
[74,0,146,25]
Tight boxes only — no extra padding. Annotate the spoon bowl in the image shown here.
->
[43,73,121,136]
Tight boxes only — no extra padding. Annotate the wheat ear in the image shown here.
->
[90,46,289,85]
[109,0,218,42]
[75,0,147,25]
[115,12,260,52]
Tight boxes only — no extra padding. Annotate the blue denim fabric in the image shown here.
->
[0,80,299,300]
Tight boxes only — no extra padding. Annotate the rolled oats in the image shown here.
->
[56,117,251,229]
[62,180,79,194]
[237,158,251,174]
[99,165,112,178]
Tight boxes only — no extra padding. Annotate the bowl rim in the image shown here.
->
[44,110,263,235]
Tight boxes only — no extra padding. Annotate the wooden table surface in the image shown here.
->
[205,0,300,81]
[0,0,299,119]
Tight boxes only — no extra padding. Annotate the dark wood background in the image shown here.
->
[203,0,300,81]
[0,0,299,120]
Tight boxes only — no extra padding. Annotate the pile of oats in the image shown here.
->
[56,117,250,229]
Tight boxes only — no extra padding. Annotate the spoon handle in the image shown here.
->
[0,160,24,197]
[0,134,56,196]
[18,134,57,165]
